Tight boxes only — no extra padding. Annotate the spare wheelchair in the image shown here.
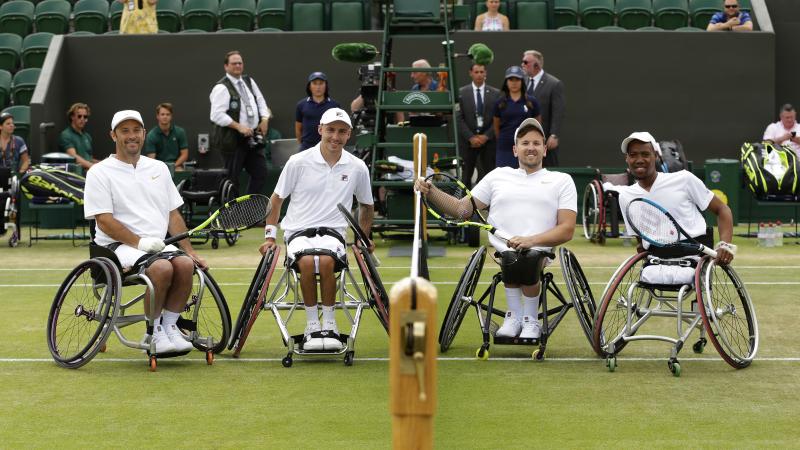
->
[438,246,597,360]
[593,252,758,376]
[229,221,389,367]
[46,244,232,371]
[1,167,20,247]
[176,168,238,249]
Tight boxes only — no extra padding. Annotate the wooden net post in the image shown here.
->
[389,277,437,450]
[413,133,430,280]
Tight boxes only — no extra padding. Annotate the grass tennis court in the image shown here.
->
[1,228,799,448]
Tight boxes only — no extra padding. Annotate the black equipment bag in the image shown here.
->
[20,166,85,205]
[740,142,798,198]
[657,140,688,173]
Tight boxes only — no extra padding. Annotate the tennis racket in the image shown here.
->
[420,172,512,242]
[625,197,717,257]
[165,194,270,245]
[337,203,380,266]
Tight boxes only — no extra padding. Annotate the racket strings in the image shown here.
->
[214,196,269,231]
[628,202,679,244]
[426,178,474,221]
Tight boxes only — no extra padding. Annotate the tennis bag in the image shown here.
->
[20,166,85,205]
[740,142,798,197]
[657,140,688,173]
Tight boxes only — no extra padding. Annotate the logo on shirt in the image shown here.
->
[403,92,431,105]
[341,174,349,181]
[151,174,160,181]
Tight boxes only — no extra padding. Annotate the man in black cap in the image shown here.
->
[295,71,341,151]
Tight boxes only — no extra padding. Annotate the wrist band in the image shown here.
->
[714,241,738,255]
[264,225,277,240]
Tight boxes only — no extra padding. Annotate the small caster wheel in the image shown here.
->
[211,238,219,250]
[99,343,107,353]
[149,355,157,372]
[668,360,681,377]
[281,356,293,368]
[8,233,18,247]
[532,348,545,361]
[606,357,616,372]
[344,351,354,366]
[206,351,214,365]
[475,347,489,360]
[692,338,707,354]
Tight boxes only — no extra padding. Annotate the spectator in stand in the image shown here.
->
[474,0,509,31]
[763,103,800,155]
[493,66,541,169]
[0,113,29,175]
[456,63,500,186]
[522,50,565,167]
[144,103,189,171]
[295,71,340,151]
[706,0,753,32]
[59,103,96,171]
[118,0,158,34]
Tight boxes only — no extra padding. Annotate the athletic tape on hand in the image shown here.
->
[714,241,738,255]
[138,237,166,253]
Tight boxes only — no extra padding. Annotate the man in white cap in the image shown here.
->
[616,131,735,279]
[84,110,206,354]
[260,107,374,351]
[416,118,576,339]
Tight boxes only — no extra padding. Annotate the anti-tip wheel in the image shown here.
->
[668,360,681,377]
[344,351,354,366]
[281,356,293,368]
[211,238,219,250]
[206,351,214,365]
[149,356,157,372]
[606,357,616,372]
[532,349,545,361]
[475,347,489,360]
[692,338,707,354]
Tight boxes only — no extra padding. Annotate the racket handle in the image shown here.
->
[369,252,381,267]
[164,232,189,246]
[493,229,512,242]
[699,244,718,258]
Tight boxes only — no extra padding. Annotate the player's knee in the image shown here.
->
[171,256,195,277]
[147,259,174,284]
[297,256,316,273]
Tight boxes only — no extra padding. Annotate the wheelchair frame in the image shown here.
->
[593,252,759,376]
[176,169,238,249]
[46,247,232,371]
[229,240,389,367]
[582,171,631,244]
[438,246,597,361]
[1,173,20,247]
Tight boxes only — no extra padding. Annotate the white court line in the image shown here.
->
[3,265,800,271]
[4,281,800,288]
[1,356,798,363]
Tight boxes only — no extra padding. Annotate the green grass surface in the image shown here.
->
[1,227,799,448]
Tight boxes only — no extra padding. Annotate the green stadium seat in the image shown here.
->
[515,0,550,30]
[179,28,207,33]
[2,105,30,141]
[394,0,440,18]
[256,0,285,30]
[11,67,39,106]
[0,1,35,37]
[689,0,718,29]
[330,1,367,31]
[255,26,281,31]
[105,29,120,34]
[578,0,614,29]
[216,27,243,32]
[674,25,702,31]
[220,0,256,31]
[636,25,664,30]
[616,0,652,30]
[598,24,626,30]
[0,69,11,108]
[558,24,587,30]
[739,0,750,12]
[288,1,324,31]
[554,0,578,28]
[156,0,183,33]
[653,0,688,30]
[33,0,71,35]
[0,33,22,72]
[21,32,52,68]
[73,0,109,34]
[183,0,219,32]
[109,0,123,31]
[67,30,95,36]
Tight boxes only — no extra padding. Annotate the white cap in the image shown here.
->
[319,108,352,128]
[110,110,144,131]
[620,131,662,155]
[514,117,545,141]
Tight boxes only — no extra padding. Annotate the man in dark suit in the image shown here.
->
[456,63,501,186]
[523,50,565,167]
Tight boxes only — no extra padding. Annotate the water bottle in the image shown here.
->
[766,222,776,248]
[776,220,784,247]
[757,222,766,247]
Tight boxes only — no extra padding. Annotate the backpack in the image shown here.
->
[740,142,798,198]
[20,166,85,205]
[657,140,688,173]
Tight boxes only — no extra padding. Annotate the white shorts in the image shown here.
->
[286,234,346,269]
[641,264,696,286]
[114,244,180,269]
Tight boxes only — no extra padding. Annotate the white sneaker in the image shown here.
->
[321,319,342,351]
[520,315,542,339]
[151,325,177,354]
[165,324,194,353]
[304,320,324,351]
[495,312,521,337]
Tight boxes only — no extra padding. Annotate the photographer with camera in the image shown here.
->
[210,50,270,195]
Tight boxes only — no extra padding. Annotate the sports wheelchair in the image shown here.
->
[593,252,759,376]
[438,246,597,360]
[229,230,390,367]
[176,168,238,249]
[46,245,232,371]
[1,167,20,247]
[582,170,632,244]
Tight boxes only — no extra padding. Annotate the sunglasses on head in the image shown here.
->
[724,4,738,8]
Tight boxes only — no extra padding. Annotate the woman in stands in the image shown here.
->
[0,113,29,176]
[295,71,341,151]
[493,66,541,168]
[118,0,158,34]
[474,0,510,31]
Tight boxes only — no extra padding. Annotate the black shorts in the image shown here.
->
[499,249,547,285]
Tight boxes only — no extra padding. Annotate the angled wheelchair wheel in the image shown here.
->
[181,268,231,354]
[353,244,390,333]
[439,246,486,353]
[47,258,120,369]
[559,247,597,346]
[696,258,759,369]
[582,181,603,242]
[593,252,648,357]
[229,247,281,356]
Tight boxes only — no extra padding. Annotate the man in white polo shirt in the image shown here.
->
[260,108,374,351]
[616,131,735,284]
[416,118,577,339]
[84,110,206,355]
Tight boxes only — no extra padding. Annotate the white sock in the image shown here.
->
[321,305,336,323]
[151,315,161,333]
[305,305,319,324]
[161,310,181,328]
[504,287,522,318]
[522,295,540,319]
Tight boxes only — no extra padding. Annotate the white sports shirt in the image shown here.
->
[617,170,714,247]
[470,167,577,252]
[274,143,373,236]
[84,155,183,246]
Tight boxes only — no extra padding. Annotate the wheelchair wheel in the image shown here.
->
[593,252,647,357]
[182,269,231,354]
[230,247,281,356]
[559,247,597,346]
[353,244,390,333]
[439,246,486,353]
[46,258,120,369]
[582,181,603,242]
[696,258,759,369]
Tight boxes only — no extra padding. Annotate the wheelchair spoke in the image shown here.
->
[594,253,647,356]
